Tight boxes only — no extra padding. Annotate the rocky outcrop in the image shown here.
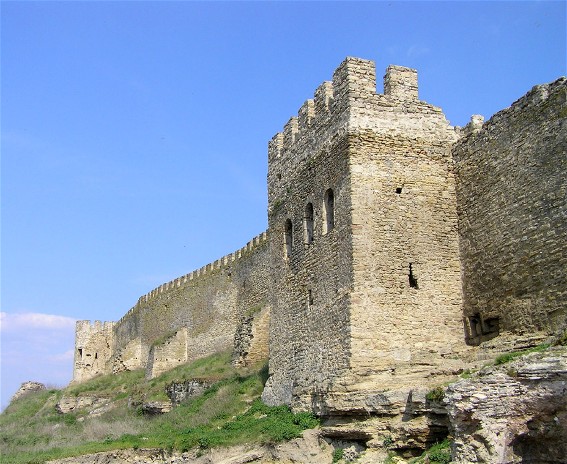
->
[318,387,450,459]
[10,381,46,402]
[445,346,567,463]
[56,396,111,415]
[46,430,334,463]
[166,379,211,405]
[141,400,173,415]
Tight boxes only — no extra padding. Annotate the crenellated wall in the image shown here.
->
[72,58,566,447]
[74,232,271,382]
[262,57,467,413]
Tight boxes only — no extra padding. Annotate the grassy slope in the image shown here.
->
[0,352,318,464]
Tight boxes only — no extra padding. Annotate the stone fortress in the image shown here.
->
[74,57,566,455]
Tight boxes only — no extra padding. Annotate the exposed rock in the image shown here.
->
[166,379,211,405]
[141,400,173,415]
[320,387,449,455]
[10,381,46,402]
[56,396,110,414]
[445,347,567,463]
[46,430,334,463]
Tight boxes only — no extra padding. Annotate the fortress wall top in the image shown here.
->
[268,58,450,160]
[133,227,271,366]
[267,58,457,209]
[113,231,268,330]
[75,320,115,339]
[73,320,116,383]
[453,77,567,341]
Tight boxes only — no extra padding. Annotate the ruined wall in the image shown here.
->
[146,328,188,378]
[73,233,271,381]
[233,305,270,368]
[453,78,567,343]
[73,321,115,383]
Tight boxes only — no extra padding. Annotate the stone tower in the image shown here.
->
[262,58,466,413]
[73,320,114,383]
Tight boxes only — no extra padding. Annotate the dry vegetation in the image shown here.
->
[0,351,318,464]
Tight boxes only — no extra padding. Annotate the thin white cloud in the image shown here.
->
[48,349,75,362]
[0,312,76,331]
[407,45,431,58]
[1,313,77,410]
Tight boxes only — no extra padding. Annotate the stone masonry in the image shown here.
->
[453,78,567,343]
[73,57,566,443]
[262,58,467,415]
[73,233,271,382]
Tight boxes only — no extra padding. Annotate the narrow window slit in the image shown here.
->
[304,203,314,244]
[323,188,335,234]
[307,289,314,308]
[284,219,293,259]
[409,263,419,289]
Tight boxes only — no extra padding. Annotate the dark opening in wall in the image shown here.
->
[465,313,500,345]
[304,202,314,244]
[94,353,98,360]
[396,187,403,194]
[323,188,334,234]
[284,219,293,259]
[307,289,314,308]
[409,263,419,289]
[78,348,83,359]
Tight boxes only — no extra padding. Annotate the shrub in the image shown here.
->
[411,439,452,464]
[426,386,445,402]
[332,447,344,463]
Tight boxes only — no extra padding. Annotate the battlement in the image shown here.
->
[73,320,115,383]
[115,231,269,326]
[75,320,115,336]
[384,65,418,100]
[268,58,449,167]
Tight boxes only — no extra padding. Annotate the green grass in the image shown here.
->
[494,343,550,365]
[409,439,452,464]
[332,447,344,462]
[0,351,318,464]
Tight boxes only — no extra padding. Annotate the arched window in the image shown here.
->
[304,202,314,244]
[284,219,293,259]
[323,188,334,234]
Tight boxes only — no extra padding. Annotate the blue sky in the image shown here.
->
[1,1,565,409]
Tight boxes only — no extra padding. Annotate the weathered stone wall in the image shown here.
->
[262,59,357,408]
[233,305,270,368]
[453,78,567,344]
[73,233,271,381]
[340,62,466,409]
[73,321,115,383]
[146,328,188,378]
[262,58,467,413]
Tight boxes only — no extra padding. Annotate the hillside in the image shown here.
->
[0,352,322,464]
[4,340,566,463]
